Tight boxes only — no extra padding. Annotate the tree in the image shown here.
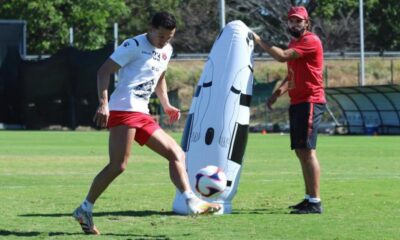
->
[366,0,400,51]
[0,0,128,54]
[172,0,220,53]
[312,0,361,51]
[117,0,183,42]
[61,0,129,51]
[226,0,318,48]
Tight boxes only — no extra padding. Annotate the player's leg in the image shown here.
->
[73,125,136,234]
[145,129,221,214]
[87,125,135,202]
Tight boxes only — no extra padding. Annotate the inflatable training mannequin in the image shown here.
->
[173,20,254,214]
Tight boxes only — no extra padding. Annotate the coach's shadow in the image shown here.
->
[20,210,175,218]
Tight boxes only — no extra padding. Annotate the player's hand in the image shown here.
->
[93,103,109,128]
[164,105,181,125]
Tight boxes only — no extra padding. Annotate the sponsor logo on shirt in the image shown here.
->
[142,50,163,62]
[133,79,155,100]
[152,50,161,61]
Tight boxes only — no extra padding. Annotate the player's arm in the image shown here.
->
[267,77,289,110]
[253,32,300,62]
[93,58,121,127]
[155,72,180,124]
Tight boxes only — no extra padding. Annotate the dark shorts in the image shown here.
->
[107,111,161,146]
[289,102,326,150]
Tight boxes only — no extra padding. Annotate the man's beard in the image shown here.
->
[287,27,305,38]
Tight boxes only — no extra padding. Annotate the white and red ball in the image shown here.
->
[195,165,227,198]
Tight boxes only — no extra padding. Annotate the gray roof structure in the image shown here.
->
[325,85,400,135]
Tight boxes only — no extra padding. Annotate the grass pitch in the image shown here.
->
[0,131,399,239]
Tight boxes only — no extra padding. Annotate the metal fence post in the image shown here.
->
[391,59,394,85]
[324,65,328,87]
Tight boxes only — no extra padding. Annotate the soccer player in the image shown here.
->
[73,12,221,235]
[253,6,325,214]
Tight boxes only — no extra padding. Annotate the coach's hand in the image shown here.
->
[252,32,261,44]
[93,102,109,128]
[266,90,280,110]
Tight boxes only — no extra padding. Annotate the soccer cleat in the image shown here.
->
[290,202,323,214]
[72,206,100,235]
[288,199,309,209]
[186,197,222,215]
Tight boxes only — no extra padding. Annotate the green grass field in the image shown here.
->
[0,131,399,239]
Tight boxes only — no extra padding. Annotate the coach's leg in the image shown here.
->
[86,125,136,203]
[295,148,320,198]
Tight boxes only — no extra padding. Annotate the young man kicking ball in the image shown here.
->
[73,11,220,235]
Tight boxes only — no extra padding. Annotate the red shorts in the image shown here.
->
[107,111,161,146]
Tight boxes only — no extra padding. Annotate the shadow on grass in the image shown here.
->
[0,230,41,237]
[19,210,175,218]
[49,232,172,239]
[0,229,171,239]
[20,208,291,217]
[232,208,288,215]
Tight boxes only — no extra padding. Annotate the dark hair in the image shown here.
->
[151,11,176,30]
[306,19,312,31]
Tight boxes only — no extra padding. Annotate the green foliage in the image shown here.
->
[0,0,128,54]
[366,0,400,50]
[166,62,203,88]
[0,132,399,239]
[118,0,183,40]
[1,0,399,53]
[0,0,67,54]
[172,0,220,52]
[62,0,129,51]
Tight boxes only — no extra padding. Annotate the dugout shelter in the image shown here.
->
[325,85,400,135]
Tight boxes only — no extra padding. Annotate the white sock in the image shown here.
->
[182,190,196,200]
[309,197,321,203]
[81,199,94,212]
[304,194,310,200]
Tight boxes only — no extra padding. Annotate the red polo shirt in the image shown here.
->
[287,32,325,104]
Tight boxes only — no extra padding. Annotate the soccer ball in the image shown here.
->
[195,165,227,198]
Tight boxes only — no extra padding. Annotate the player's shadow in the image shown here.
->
[19,210,176,218]
[231,208,287,215]
[48,232,172,239]
[0,229,41,237]
[0,229,171,239]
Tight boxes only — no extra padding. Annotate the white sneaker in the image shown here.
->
[186,197,221,215]
[72,206,100,235]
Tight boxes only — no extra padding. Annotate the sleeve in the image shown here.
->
[110,38,140,67]
[164,44,174,71]
[291,35,320,57]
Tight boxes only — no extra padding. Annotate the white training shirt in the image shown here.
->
[108,33,173,114]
